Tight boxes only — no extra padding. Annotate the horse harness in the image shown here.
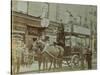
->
[35,40,63,60]
[42,46,63,60]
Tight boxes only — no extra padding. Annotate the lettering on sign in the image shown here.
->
[14,24,26,31]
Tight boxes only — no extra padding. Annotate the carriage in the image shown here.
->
[56,22,91,68]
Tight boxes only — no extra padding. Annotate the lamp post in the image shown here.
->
[66,10,74,48]
[41,3,50,36]
[27,1,29,15]
[56,19,65,48]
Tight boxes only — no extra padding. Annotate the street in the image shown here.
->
[17,53,97,74]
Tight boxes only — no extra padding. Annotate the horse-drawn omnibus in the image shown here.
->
[57,22,91,68]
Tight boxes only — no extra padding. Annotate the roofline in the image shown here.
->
[12,11,41,21]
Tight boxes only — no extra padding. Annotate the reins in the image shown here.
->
[42,50,63,61]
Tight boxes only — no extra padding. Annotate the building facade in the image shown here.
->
[12,1,97,51]
[12,11,45,49]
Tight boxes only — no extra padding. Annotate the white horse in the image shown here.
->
[33,41,64,71]
[42,45,64,70]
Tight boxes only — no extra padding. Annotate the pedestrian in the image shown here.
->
[85,47,92,69]
[23,44,29,66]
[12,38,23,73]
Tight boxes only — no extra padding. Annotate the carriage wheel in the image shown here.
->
[66,60,72,67]
[71,55,80,68]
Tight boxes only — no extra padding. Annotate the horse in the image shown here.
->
[33,41,64,71]
[42,45,64,70]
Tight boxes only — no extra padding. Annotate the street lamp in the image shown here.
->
[66,9,74,48]
[56,19,65,47]
[41,3,49,28]
[40,3,50,38]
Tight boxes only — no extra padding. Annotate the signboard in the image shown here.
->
[64,24,71,32]
[14,24,26,32]
[73,25,90,35]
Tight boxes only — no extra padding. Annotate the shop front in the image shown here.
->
[12,11,45,49]
[26,26,43,49]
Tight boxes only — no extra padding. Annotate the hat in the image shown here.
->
[33,38,37,41]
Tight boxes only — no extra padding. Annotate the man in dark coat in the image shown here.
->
[85,47,92,69]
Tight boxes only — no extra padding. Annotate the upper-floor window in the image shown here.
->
[12,1,27,14]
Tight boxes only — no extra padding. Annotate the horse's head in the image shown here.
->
[33,41,45,55]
